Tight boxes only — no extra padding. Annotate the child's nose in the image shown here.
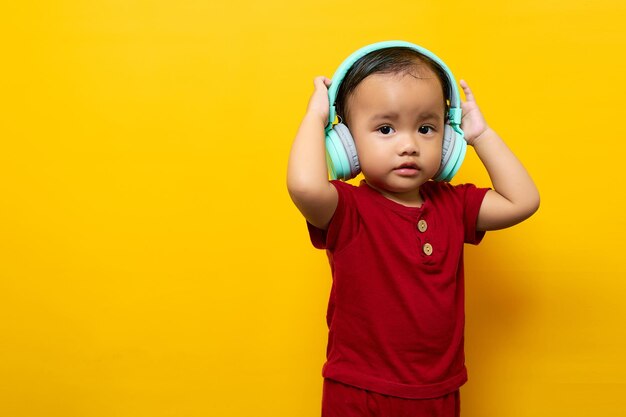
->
[398,133,419,156]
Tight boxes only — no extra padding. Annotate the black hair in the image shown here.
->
[334,47,450,126]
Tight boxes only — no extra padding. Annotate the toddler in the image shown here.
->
[287,41,539,417]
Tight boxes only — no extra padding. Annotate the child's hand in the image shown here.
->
[305,76,332,127]
[459,80,490,146]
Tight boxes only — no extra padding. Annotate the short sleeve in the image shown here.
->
[307,180,359,251]
[455,183,490,245]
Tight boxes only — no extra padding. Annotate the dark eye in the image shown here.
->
[418,125,433,134]
[378,125,394,135]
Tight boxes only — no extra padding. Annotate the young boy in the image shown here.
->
[287,42,539,417]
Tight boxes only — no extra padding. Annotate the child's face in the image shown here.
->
[346,68,445,204]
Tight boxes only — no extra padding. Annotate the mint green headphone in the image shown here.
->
[325,40,467,182]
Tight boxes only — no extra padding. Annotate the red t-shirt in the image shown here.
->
[307,179,490,399]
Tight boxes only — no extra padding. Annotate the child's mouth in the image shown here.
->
[394,162,420,175]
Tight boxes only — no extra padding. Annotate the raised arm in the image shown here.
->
[459,80,540,231]
[287,76,338,230]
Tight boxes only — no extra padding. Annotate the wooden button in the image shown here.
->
[423,243,433,256]
[417,219,428,233]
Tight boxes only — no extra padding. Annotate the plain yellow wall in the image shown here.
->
[1,0,625,416]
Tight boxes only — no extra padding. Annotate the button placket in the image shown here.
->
[416,218,432,256]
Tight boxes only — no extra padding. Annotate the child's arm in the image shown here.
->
[287,76,338,230]
[459,80,540,231]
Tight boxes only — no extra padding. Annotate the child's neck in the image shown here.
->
[365,181,425,208]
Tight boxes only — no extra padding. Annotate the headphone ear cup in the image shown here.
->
[433,124,467,182]
[325,123,360,180]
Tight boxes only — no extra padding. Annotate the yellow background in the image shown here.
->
[1,0,625,416]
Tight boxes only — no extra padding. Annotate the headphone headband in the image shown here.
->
[327,40,462,133]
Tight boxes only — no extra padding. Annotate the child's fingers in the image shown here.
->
[459,79,476,102]
[313,76,332,90]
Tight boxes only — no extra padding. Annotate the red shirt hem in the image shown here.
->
[322,365,468,399]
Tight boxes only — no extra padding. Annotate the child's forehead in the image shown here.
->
[350,71,445,110]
